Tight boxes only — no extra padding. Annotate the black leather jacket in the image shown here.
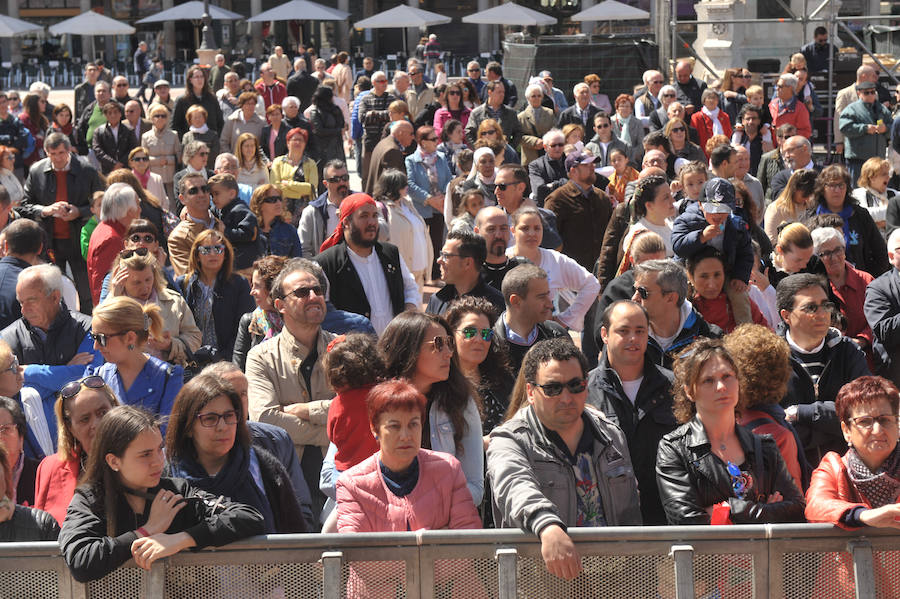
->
[656,417,806,525]
[0,505,59,541]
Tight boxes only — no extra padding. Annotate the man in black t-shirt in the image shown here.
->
[474,206,528,292]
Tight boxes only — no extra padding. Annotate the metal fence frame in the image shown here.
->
[1,524,899,598]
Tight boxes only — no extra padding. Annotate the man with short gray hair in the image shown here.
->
[557,83,599,129]
[363,120,414,195]
[635,70,665,129]
[631,259,721,369]
[208,53,230,93]
[87,182,140,303]
[528,129,568,204]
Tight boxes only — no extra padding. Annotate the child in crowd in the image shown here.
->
[673,160,708,214]
[450,188,485,234]
[607,147,639,206]
[80,191,104,261]
[208,173,262,274]
[744,84,773,128]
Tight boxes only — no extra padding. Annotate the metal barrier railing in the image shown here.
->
[0,524,898,599]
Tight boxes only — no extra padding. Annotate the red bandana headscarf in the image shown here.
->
[319,193,377,252]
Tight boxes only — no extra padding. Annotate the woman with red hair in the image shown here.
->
[269,127,318,226]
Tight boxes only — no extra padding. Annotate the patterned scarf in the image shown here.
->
[248,306,283,340]
[421,150,439,195]
[846,444,900,508]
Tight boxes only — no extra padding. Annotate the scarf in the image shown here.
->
[169,445,277,533]
[248,306,283,339]
[702,106,724,136]
[846,444,900,508]
[421,150,439,195]
[189,124,209,134]
[816,202,856,247]
[133,168,150,189]
[468,147,496,182]
[615,115,632,145]
[319,193,377,252]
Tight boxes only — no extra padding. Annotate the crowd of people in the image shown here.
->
[0,31,896,593]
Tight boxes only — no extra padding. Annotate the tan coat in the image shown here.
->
[832,84,857,145]
[141,127,181,184]
[155,288,202,364]
[246,326,336,459]
[517,106,556,165]
[167,216,224,277]
[332,63,353,104]
[268,53,292,81]
[385,197,433,282]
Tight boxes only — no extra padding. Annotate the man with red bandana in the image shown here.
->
[315,193,420,334]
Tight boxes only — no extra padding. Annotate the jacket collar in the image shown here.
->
[24,301,72,336]
[522,403,613,456]
[278,324,323,359]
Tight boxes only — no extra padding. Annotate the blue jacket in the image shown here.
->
[0,256,29,331]
[405,148,453,219]
[177,272,255,361]
[322,301,376,336]
[351,90,371,141]
[248,420,315,530]
[261,219,302,258]
[672,201,754,284]
[91,356,183,422]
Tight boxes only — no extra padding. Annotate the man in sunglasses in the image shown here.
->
[588,300,675,525]
[488,338,641,582]
[426,229,504,316]
[778,273,870,465]
[839,80,892,184]
[495,164,562,251]
[167,174,224,277]
[299,159,363,259]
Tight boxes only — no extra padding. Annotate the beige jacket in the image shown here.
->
[332,63,353,104]
[518,106,556,165]
[246,326,335,459]
[142,127,181,184]
[155,288,202,364]
[168,216,224,277]
[385,197,432,276]
[269,54,292,81]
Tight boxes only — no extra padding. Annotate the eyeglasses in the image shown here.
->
[197,244,225,256]
[59,375,107,401]
[326,174,350,183]
[595,123,610,129]
[439,251,462,260]
[447,90,461,96]
[423,136,439,142]
[848,414,898,431]
[636,286,667,299]
[116,83,128,87]
[120,247,149,259]
[662,93,676,98]
[531,377,587,397]
[286,284,324,299]
[1,356,17,374]
[426,335,454,353]
[198,151,210,157]
[817,247,845,261]
[262,195,283,204]
[131,156,149,162]
[824,182,846,190]
[129,234,156,244]
[795,301,835,315]
[736,74,752,79]
[548,142,565,148]
[92,330,129,347]
[496,182,519,191]
[151,114,167,119]
[671,127,686,133]
[458,326,494,341]
[861,90,877,96]
[468,68,481,73]
[195,409,239,428]
[0,424,16,436]
[186,185,210,195]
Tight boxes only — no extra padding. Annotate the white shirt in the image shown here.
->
[325,201,340,235]
[397,200,428,272]
[346,245,421,335]
[621,376,644,405]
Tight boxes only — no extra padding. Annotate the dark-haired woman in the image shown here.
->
[624,175,675,257]
[165,374,307,534]
[378,312,484,504]
[687,248,769,334]
[308,86,346,165]
[172,65,224,139]
[47,103,77,149]
[59,405,264,583]
[655,338,805,525]
[232,255,287,371]
[19,93,48,169]
[433,82,470,139]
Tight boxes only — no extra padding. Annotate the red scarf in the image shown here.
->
[133,168,151,189]
[319,193,377,252]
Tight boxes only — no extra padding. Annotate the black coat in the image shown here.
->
[59,477,264,583]
[802,203,889,277]
[73,81,95,120]
[556,104,601,129]
[213,198,263,271]
[865,266,900,385]
[527,154,567,206]
[656,417,805,525]
[0,303,92,367]
[314,241,406,322]
[177,271,255,361]
[287,71,319,112]
[232,311,263,372]
[17,456,39,507]
[91,123,138,175]
[587,353,676,525]
[0,505,58,541]
[425,277,505,316]
[492,314,568,374]
[172,92,224,139]
[261,124,288,161]
[0,256,30,331]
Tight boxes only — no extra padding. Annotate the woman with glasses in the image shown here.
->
[60,405,264,583]
[459,78,480,110]
[34,376,119,524]
[87,183,142,307]
[269,128,318,227]
[177,230,254,362]
[128,147,169,213]
[172,65,224,139]
[378,312,484,505]
[180,105,219,171]
[805,376,900,595]
[261,104,287,163]
[444,297,513,436]
[407,126,453,281]
[90,296,183,420]
[664,117,705,164]
[584,73,612,113]
[655,337,805,525]
[720,68,752,126]
[106,248,201,369]
[610,94,644,157]
[232,255,287,371]
[249,184,301,258]
[164,374,306,534]
[0,146,23,207]
[853,157,896,233]
[433,82,470,139]
[100,220,176,302]
[507,206,600,332]
[47,103,77,150]
[142,104,181,204]
[377,168,431,291]
[0,340,51,463]
[805,164,888,277]
[585,112,630,168]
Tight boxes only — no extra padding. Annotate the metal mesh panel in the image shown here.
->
[783,551,852,599]
[341,560,407,598]
[165,562,322,599]
[516,553,668,598]
[0,569,59,599]
[432,558,496,598]
[694,553,753,599]
[872,550,900,599]
[86,566,143,598]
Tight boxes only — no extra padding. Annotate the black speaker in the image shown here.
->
[747,58,782,73]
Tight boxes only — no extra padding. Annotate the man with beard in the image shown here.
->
[314,193,419,334]
[300,159,356,258]
[426,229,504,316]
[474,206,528,292]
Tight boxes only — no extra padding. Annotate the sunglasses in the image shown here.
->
[531,377,587,397]
[496,182,519,191]
[635,286,668,299]
[287,284,324,299]
[861,90,877,96]
[151,114,167,119]
[671,127,686,133]
[186,185,210,195]
[458,326,494,341]
[131,156,149,162]
[326,174,350,183]
[262,195,283,204]
[197,244,225,256]
[195,409,239,428]
[427,335,454,353]
[448,91,461,95]
[2,355,17,374]
[120,247,149,259]
[796,301,835,315]
[662,93,676,98]
[60,375,107,401]
[116,83,128,87]
[129,234,156,244]
[92,330,129,348]
[424,136,439,142]
[595,123,610,129]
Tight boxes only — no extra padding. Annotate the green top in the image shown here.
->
[80,216,98,260]
[86,105,106,145]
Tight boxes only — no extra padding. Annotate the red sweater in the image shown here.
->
[692,292,768,333]
[327,385,379,471]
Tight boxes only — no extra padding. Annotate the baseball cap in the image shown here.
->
[700,178,735,214]
[539,70,552,79]
[565,151,598,171]
[154,79,170,88]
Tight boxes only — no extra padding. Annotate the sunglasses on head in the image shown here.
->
[531,377,587,397]
[120,247,149,259]
[59,375,106,401]
[427,335,454,353]
[458,326,493,341]
[197,244,225,256]
[262,195,283,204]
[129,234,156,244]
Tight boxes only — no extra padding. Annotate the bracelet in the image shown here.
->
[137,527,150,538]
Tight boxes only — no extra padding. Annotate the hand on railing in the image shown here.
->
[539,524,582,581]
[859,504,900,529]
[131,531,196,570]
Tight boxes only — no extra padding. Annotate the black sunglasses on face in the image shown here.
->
[262,195,283,204]
[458,326,494,341]
[186,185,210,195]
[131,156,149,162]
[287,284,324,299]
[496,182,520,191]
[326,174,350,183]
[120,247,149,259]
[93,331,129,348]
[531,377,587,397]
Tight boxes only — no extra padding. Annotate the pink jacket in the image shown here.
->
[336,448,480,533]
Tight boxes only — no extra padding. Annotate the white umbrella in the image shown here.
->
[49,10,135,36]
[0,15,42,38]
[247,0,349,22]
[355,5,451,29]
[137,1,245,23]
[571,0,650,21]
[462,2,555,27]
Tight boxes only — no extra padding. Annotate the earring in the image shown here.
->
[128,344,135,351]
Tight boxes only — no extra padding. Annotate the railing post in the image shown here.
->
[848,540,876,599]
[670,544,695,599]
[495,547,518,599]
[322,551,343,599]
[142,560,166,598]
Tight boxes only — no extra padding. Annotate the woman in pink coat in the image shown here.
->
[336,379,486,598]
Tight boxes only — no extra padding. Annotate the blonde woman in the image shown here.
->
[235,132,269,188]
[141,104,181,203]
[852,157,896,232]
[764,168,817,244]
